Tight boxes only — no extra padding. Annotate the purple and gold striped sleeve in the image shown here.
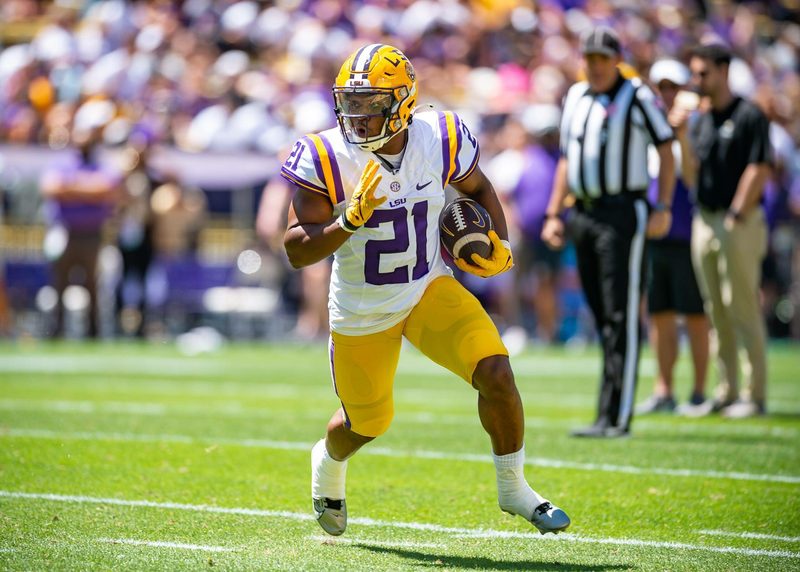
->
[279,135,345,205]
[437,111,481,187]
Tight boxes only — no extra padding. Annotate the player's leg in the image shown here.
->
[403,276,570,534]
[312,324,403,535]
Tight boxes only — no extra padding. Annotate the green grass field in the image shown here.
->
[0,340,798,571]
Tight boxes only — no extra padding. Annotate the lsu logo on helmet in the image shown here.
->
[333,44,417,152]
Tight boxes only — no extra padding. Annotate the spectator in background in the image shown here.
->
[256,175,331,341]
[636,60,709,416]
[40,100,122,338]
[1,0,798,345]
[512,104,564,345]
[683,43,771,418]
[146,179,207,335]
[542,26,676,438]
[115,126,157,338]
[0,186,10,337]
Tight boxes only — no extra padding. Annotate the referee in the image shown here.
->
[542,26,675,438]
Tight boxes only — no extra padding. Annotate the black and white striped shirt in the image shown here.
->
[559,75,673,199]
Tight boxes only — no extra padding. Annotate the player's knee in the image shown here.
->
[344,408,393,439]
[472,355,516,399]
[355,414,393,438]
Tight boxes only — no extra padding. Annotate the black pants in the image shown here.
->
[569,195,649,431]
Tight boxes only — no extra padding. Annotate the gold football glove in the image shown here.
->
[454,230,514,278]
[339,160,385,232]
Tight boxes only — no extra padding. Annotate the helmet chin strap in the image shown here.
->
[369,130,408,175]
[356,138,390,152]
[361,127,406,152]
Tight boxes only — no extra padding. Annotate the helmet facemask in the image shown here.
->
[333,87,409,152]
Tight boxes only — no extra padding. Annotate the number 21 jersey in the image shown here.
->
[280,110,480,335]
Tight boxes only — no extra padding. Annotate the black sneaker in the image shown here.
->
[676,398,735,418]
[570,422,608,438]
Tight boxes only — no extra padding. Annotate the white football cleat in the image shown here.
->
[529,501,571,534]
[503,501,571,535]
[313,497,347,536]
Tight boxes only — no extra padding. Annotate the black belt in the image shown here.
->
[698,204,728,213]
[575,190,646,212]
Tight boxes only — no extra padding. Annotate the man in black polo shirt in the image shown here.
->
[542,26,675,437]
[683,43,771,418]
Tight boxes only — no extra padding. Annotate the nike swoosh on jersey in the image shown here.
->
[416,181,432,190]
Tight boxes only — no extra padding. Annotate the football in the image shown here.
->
[439,197,493,261]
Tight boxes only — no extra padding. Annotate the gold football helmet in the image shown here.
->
[333,44,417,151]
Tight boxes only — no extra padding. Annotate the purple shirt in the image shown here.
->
[648,174,693,243]
[512,144,559,240]
[42,152,120,233]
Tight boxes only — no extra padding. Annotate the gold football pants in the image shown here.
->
[329,275,508,437]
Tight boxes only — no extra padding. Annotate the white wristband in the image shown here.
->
[337,213,358,233]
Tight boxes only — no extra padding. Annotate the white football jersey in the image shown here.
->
[281,110,481,334]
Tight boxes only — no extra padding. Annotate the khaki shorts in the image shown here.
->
[329,275,507,437]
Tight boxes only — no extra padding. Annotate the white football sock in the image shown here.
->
[493,445,546,517]
[311,438,348,500]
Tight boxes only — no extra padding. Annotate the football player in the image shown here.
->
[281,44,570,536]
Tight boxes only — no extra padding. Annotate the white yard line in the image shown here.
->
[4,427,799,485]
[2,398,797,437]
[0,356,228,376]
[0,400,168,415]
[699,530,800,543]
[97,538,235,552]
[0,491,797,560]
[0,353,612,377]
[308,535,447,550]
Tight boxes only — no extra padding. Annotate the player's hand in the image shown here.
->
[541,216,565,250]
[455,230,513,278]
[646,210,672,239]
[340,160,384,232]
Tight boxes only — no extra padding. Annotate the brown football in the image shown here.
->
[439,197,493,261]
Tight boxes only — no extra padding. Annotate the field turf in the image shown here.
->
[0,341,798,571]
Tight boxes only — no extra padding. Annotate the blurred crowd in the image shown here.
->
[1,0,799,341]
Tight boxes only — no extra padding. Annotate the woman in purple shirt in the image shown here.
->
[636,60,709,416]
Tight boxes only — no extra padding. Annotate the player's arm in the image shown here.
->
[451,165,509,241]
[284,160,384,269]
[451,165,513,277]
[283,185,350,269]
